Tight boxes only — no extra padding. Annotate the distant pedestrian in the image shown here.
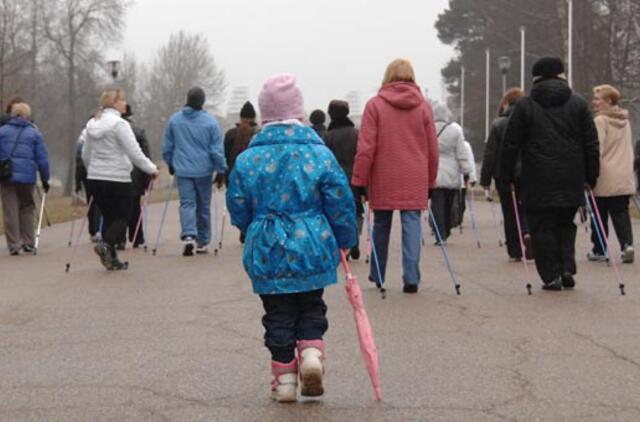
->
[587,84,635,264]
[122,104,152,249]
[430,103,473,244]
[500,57,600,290]
[352,58,439,294]
[162,87,227,256]
[309,109,327,140]
[227,74,357,402]
[325,99,363,260]
[81,89,159,270]
[480,87,533,261]
[224,101,260,179]
[0,102,50,255]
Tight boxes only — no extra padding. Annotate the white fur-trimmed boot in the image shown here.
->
[271,359,298,403]
[298,339,324,397]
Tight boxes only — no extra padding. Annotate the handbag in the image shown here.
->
[0,128,25,181]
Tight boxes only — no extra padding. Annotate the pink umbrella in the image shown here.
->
[340,249,382,401]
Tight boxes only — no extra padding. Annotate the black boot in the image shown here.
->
[542,276,562,291]
[350,246,361,260]
[561,273,575,289]
[94,242,114,270]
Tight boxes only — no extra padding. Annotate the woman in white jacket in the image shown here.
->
[82,89,159,270]
[430,104,474,243]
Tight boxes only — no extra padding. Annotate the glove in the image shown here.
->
[469,180,477,188]
[484,188,493,202]
[354,186,368,202]
[585,179,597,190]
[42,180,50,193]
[214,173,225,189]
[169,166,175,176]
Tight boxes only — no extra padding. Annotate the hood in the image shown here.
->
[181,106,203,119]
[378,82,424,110]
[7,117,33,128]
[530,78,572,108]
[597,107,629,129]
[432,103,451,122]
[250,124,324,148]
[86,108,121,139]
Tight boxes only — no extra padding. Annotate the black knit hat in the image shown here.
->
[328,100,349,120]
[240,101,256,119]
[532,57,565,80]
[309,109,326,125]
[186,87,206,110]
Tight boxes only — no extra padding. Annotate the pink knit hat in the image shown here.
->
[258,74,305,123]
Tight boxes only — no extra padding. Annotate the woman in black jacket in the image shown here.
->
[480,88,530,261]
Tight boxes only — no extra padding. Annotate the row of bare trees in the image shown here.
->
[0,0,226,193]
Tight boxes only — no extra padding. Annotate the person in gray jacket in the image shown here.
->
[430,103,474,244]
[81,89,159,270]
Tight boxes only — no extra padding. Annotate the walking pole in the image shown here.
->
[219,208,226,250]
[143,198,149,253]
[129,181,154,261]
[152,177,175,256]
[68,194,79,247]
[213,187,220,256]
[511,185,532,295]
[585,189,625,295]
[35,186,52,227]
[363,202,386,299]
[488,194,504,247]
[65,196,94,272]
[428,205,462,295]
[33,192,47,255]
[466,188,482,248]
[365,207,372,264]
[583,191,608,261]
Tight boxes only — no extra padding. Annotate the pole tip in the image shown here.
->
[152,249,157,256]
[380,288,387,299]
[620,284,626,296]
[455,284,461,295]
[527,284,532,295]
[65,263,70,273]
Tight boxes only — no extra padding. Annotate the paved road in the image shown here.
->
[1,197,639,421]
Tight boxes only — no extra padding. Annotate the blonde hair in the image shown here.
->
[382,58,416,85]
[10,103,32,119]
[96,89,125,119]
[593,84,621,106]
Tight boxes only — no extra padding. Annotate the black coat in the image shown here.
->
[500,79,599,210]
[325,125,358,182]
[128,123,151,196]
[480,107,517,188]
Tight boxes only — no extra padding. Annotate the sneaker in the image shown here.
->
[349,246,361,260]
[403,284,418,293]
[182,237,195,256]
[523,234,534,260]
[94,242,113,270]
[196,245,209,254]
[561,273,576,289]
[621,245,634,264]
[542,276,563,291]
[9,249,20,256]
[298,340,324,397]
[271,359,298,403]
[22,245,34,253]
[587,251,608,262]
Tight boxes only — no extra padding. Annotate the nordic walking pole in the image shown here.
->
[585,189,625,295]
[143,197,149,253]
[219,208,226,250]
[65,196,94,272]
[129,180,154,261]
[152,177,175,256]
[363,201,386,299]
[67,194,79,247]
[511,185,532,295]
[213,186,220,256]
[428,205,461,295]
[583,192,608,261]
[466,188,482,248]
[34,192,47,255]
[365,207,372,264]
[488,190,504,247]
[35,186,52,227]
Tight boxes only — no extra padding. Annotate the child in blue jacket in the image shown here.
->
[227,74,357,403]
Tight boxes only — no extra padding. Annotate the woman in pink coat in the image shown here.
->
[352,58,439,293]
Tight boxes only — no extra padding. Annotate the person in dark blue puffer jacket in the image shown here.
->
[0,103,50,255]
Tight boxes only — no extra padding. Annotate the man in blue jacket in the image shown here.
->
[162,87,227,256]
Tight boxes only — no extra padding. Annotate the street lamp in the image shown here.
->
[107,60,121,81]
[498,56,511,94]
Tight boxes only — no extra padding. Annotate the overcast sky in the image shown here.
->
[124,0,453,115]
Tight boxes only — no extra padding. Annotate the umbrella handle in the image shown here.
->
[339,249,352,277]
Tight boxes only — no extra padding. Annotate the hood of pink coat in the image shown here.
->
[378,82,424,110]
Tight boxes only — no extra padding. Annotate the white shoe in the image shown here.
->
[622,245,634,264]
[271,360,298,403]
[298,340,324,397]
[182,237,195,256]
[196,245,209,254]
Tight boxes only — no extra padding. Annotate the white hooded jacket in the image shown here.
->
[81,108,157,183]
[432,104,474,189]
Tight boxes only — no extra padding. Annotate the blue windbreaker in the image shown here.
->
[0,118,49,184]
[162,107,227,178]
[227,124,357,295]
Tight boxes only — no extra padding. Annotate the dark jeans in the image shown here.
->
[354,199,364,250]
[589,195,634,254]
[260,289,328,363]
[526,207,578,284]
[497,183,527,259]
[88,180,132,251]
[128,195,145,246]
[431,188,458,240]
[81,179,101,236]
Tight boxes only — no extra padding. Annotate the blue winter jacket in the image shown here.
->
[227,124,358,295]
[0,118,50,184]
[162,107,227,178]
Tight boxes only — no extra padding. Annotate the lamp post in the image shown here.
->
[498,56,511,94]
[460,66,465,131]
[485,48,490,140]
[520,26,526,90]
[107,60,121,81]
[567,0,573,87]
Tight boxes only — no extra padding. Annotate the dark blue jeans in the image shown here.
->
[260,289,328,363]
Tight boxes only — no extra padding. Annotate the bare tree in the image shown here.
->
[0,0,31,109]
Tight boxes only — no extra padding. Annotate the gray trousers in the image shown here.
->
[1,182,35,252]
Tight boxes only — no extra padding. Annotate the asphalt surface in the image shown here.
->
[1,196,639,421]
